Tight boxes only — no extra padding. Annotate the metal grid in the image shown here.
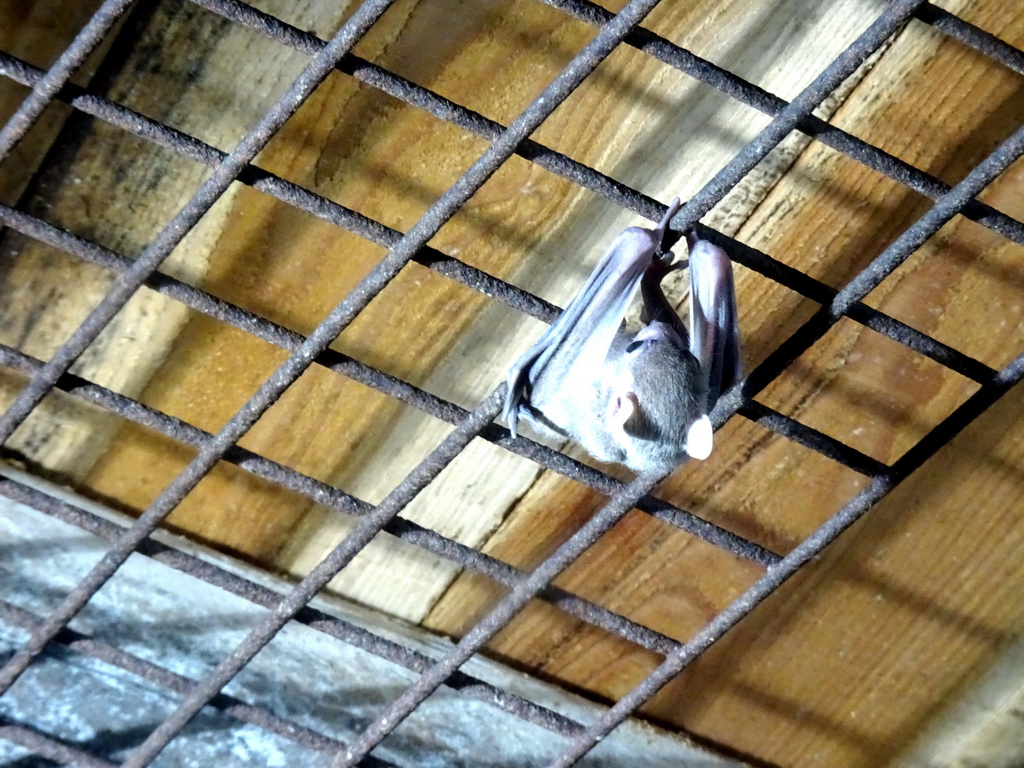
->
[0,0,1022,765]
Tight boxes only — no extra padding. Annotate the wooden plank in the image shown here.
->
[895,637,1024,768]
[0,1,358,479]
[0,464,748,767]
[2,1,1022,765]
[276,0,886,618]
[72,0,887,624]
[429,2,1024,766]
[0,0,108,204]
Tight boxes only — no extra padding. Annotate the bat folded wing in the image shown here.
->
[686,234,742,412]
[503,200,682,441]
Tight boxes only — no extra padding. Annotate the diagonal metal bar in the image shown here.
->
[0,476,587,739]
[95,2,672,765]
[0,342,686,658]
[0,716,119,768]
[542,0,1024,247]
[547,344,1024,767]
[327,2,930,764]
[915,1,1024,75]
[0,201,778,568]
[0,0,398,696]
[0,600,401,765]
[737,400,888,478]
[0,0,133,163]
[0,47,997,387]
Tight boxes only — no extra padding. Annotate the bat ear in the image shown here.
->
[685,415,713,460]
[607,391,638,429]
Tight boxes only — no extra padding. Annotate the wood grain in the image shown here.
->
[279,0,888,620]
[429,2,1024,766]
[2,0,1023,766]
[0,0,108,205]
[75,0,882,624]
[0,0,348,478]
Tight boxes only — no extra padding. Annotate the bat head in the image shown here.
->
[605,322,710,474]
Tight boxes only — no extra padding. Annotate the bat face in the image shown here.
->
[503,198,741,476]
[612,323,708,470]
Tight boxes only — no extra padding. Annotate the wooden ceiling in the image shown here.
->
[1,0,1023,766]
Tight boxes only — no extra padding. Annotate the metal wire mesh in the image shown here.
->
[0,0,1022,765]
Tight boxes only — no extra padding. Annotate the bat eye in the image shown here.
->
[625,340,644,354]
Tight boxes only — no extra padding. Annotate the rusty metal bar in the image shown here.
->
[0,716,120,768]
[0,0,400,696]
[915,2,1024,75]
[0,0,133,162]
[330,1,931,763]
[0,1,1019,765]
[550,343,1024,767]
[0,600,402,765]
[97,1,674,765]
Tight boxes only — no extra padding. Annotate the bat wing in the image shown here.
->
[503,200,682,437]
[685,234,742,411]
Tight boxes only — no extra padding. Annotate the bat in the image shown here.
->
[502,197,741,475]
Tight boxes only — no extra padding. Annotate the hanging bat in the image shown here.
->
[502,197,741,475]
